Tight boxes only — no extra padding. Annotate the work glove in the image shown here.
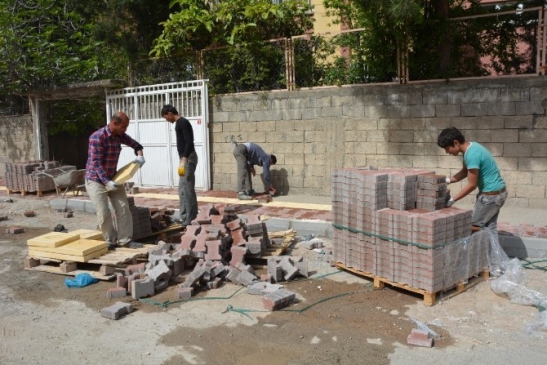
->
[177,161,186,177]
[445,176,451,184]
[446,196,455,207]
[134,156,145,168]
[106,181,119,192]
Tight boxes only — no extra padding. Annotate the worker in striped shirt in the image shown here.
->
[85,111,145,249]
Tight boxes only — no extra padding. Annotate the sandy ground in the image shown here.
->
[0,198,546,365]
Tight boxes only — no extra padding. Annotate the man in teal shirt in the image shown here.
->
[437,127,508,232]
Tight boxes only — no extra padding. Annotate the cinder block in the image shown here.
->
[176,286,193,300]
[60,262,77,273]
[100,301,132,320]
[262,289,296,310]
[146,260,172,291]
[106,287,127,299]
[24,257,40,269]
[131,277,155,299]
[100,265,115,275]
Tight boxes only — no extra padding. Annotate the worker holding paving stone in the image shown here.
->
[85,111,145,250]
[437,127,507,233]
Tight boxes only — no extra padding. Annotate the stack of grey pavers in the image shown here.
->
[112,196,153,239]
[4,160,75,193]
[102,203,309,316]
[332,167,483,294]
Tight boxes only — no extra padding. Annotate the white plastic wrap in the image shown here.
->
[484,228,547,334]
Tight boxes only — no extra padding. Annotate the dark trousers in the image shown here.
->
[233,144,251,193]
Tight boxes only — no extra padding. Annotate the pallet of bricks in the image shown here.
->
[4,160,76,196]
[332,167,489,306]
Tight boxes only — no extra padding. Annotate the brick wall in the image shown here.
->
[210,77,547,208]
[0,114,36,175]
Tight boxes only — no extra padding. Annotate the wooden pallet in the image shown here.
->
[25,259,116,281]
[335,261,489,306]
[25,244,155,280]
[7,189,53,197]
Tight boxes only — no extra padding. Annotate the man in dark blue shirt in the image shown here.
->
[233,142,277,200]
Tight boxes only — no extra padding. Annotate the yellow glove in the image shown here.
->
[177,161,186,176]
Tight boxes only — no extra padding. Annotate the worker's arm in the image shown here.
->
[452,168,478,201]
[448,164,468,184]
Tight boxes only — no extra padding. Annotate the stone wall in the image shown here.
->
[0,114,36,175]
[209,77,547,208]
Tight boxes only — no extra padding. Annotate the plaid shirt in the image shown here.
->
[85,126,141,184]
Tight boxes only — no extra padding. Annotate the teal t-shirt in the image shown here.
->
[463,142,505,192]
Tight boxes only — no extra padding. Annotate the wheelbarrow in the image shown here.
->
[39,169,86,198]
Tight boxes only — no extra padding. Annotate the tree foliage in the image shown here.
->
[151,0,314,56]
[322,0,543,82]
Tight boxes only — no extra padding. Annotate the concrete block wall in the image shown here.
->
[0,115,36,175]
[210,77,547,208]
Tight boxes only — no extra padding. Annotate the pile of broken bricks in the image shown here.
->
[101,203,309,320]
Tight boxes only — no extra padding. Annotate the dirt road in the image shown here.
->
[0,198,546,365]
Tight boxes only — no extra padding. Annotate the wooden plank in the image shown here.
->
[28,247,108,262]
[25,265,114,281]
[55,239,108,255]
[69,229,104,240]
[27,232,81,248]
[87,244,154,265]
[28,239,107,256]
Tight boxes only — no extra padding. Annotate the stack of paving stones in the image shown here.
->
[332,167,484,294]
[103,203,304,311]
[416,174,450,211]
[4,160,75,193]
[113,196,153,239]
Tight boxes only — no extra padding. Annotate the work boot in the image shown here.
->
[237,192,253,200]
[246,189,255,196]
[107,242,117,251]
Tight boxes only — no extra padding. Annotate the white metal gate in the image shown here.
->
[105,80,210,190]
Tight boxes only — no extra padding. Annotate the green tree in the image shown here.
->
[150,0,313,93]
[152,0,313,55]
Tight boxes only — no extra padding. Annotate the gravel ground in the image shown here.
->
[0,197,546,365]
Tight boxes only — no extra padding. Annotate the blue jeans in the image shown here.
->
[471,190,508,232]
[178,151,198,225]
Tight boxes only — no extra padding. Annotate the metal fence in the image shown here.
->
[126,6,546,94]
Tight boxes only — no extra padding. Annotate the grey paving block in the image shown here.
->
[264,218,291,232]
[49,199,68,210]
[290,220,330,238]
[66,199,86,212]
[100,301,133,320]
[131,277,155,299]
